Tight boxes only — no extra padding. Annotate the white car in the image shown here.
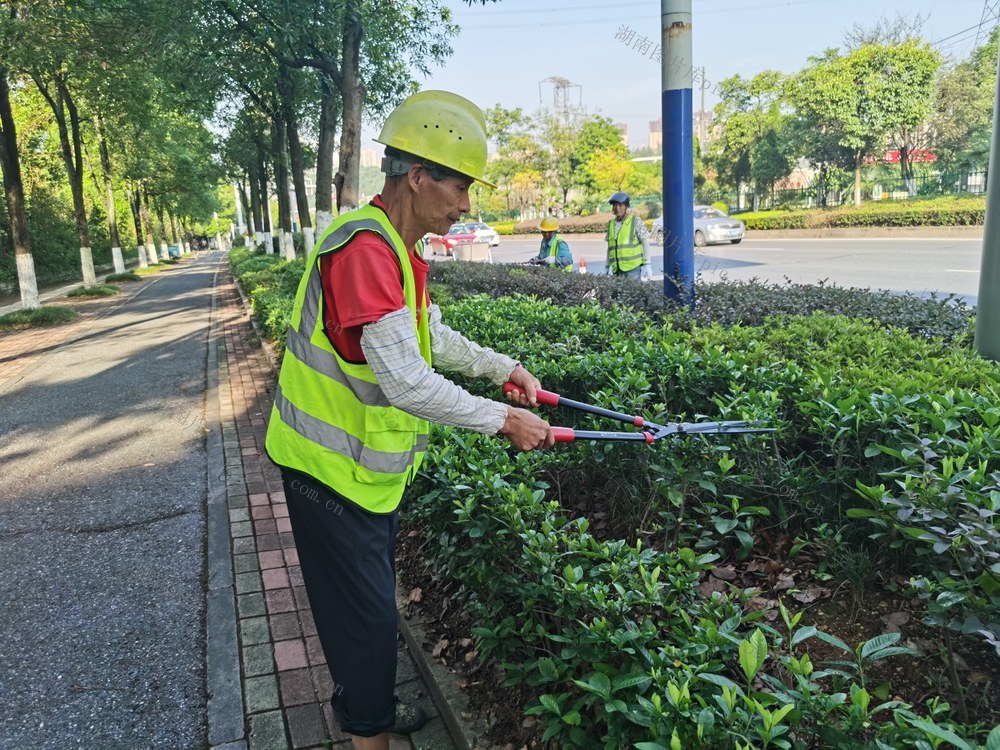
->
[464,221,500,247]
[652,206,745,247]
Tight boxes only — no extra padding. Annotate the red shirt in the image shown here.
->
[319,197,429,363]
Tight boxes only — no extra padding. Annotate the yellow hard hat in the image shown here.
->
[539,217,559,232]
[375,90,496,188]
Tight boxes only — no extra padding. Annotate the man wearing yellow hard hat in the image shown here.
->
[532,216,574,271]
[264,90,554,749]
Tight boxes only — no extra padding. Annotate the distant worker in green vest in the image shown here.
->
[264,90,554,750]
[604,191,651,280]
[532,216,574,271]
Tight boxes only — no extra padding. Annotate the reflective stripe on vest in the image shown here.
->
[545,233,573,272]
[607,213,643,272]
[264,204,431,514]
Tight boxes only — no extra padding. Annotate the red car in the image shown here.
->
[424,223,478,256]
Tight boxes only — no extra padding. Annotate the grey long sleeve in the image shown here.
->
[360,307,511,434]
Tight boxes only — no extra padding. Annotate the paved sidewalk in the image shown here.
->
[0,254,458,749]
[209,264,458,750]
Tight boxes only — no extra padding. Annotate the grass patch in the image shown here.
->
[67,284,121,298]
[134,264,170,276]
[105,271,141,282]
[0,306,78,330]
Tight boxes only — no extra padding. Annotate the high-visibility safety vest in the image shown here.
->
[264,204,432,514]
[607,213,644,273]
[543,233,573,272]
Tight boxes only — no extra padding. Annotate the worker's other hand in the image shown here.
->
[640,265,651,281]
[499,406,554,451]
[544,256,557,265]
[504,364,541,407]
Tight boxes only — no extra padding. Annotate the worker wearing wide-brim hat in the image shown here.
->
[534,216,574,271]
[265,90,554,750]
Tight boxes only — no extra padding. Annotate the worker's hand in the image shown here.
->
[498,406,554,451]
[544,256,556,265]
[641,264,651,281]
[503,364,541,407]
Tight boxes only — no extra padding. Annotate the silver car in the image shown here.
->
[652,206,745,247]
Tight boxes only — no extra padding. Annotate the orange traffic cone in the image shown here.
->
[579,258,588,274]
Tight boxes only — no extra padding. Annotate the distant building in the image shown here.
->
[360,148,379,168]
[649,118,662,151]
[649,113,715,152]
[614,122,629,149]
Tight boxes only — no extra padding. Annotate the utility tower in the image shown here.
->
[975,0,1000,47]
[539,76,581,122]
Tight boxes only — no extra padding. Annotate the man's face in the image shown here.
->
[413,166,473,235]
[611,201,628,220]
[541,230,555,242]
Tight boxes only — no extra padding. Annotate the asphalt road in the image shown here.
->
[0,254,220,749]
[474,234,984,304]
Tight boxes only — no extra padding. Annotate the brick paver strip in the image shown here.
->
[214,264,463,749]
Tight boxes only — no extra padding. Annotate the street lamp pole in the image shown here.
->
[975,40,1000,360]
[661,0,695,307]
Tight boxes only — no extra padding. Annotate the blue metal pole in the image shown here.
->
[661,0,695,307]
[974,40,1000,360]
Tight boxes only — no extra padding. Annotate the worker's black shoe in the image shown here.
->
[389,701,429,735]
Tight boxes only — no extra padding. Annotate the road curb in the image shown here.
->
[205,253,249,749]
[396,599,490,750]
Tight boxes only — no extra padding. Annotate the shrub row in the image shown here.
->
[230,246,1000,748]
[428,261,975,345]
[408,293,1000,749]
[740,195,986,231]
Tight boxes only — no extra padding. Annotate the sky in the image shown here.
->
[363,0,994,151]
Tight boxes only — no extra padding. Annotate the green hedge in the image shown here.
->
[740,195,986,231]
[230,245,999,749]
[408,294,1000,749]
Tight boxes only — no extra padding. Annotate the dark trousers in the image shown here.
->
[280,469,399,737]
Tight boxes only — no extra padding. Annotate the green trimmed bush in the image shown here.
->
[740,195,986,231]
[67,284,120,298]
[0,306,78,329]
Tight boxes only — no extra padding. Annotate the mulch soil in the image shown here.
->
[396,516,1000,749]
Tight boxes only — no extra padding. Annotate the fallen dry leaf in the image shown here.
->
[699,576,728,598]
[432,638,449,659]
[883,611,910,633]
[775,573,796,591]
[711,566,737,581]
[791,587,829,604]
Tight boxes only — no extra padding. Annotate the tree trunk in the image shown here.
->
[0,67,39,309]
[168,212,180,247]
[853,150,863,207]
[271,116,295,260]
[257,149,273,253]
[247,168,262,246]
[336,8,364,213]
[315,72,338,236]
[94,112,125,274]
[141,187,159,263]
[126,182,148,267]
[35,73,96,286]
[279,70,314,255]
[155,202,170,259]
[900,144,917,196]
[238,177,252,242]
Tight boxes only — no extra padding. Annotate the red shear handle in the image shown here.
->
[503,381,560,407]
[551,427,575,442]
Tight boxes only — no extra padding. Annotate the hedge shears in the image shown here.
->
[503,383,774,443]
